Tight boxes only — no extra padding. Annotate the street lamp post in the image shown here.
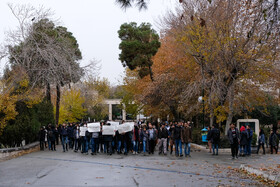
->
[202,88,205,128]
[198,94,205,128]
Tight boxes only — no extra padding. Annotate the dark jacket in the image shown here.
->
[73,128,80,139]
[140,129,148,142]
[169,127,175,140]
[206,130,212,141]
[240,130,249,146]
[48,128,57,142]
[258,134,265,144]
[158,127,169,139]
[269,133,279,146]
[227,128,240,144]
[247,129,253,141]
[210,128,220,144]
[67,126,74,138]
[39,129,45,141]
[181,126,192,143]
[173,125,182,140]
[133,126,140,141]
[116,131,124,142]
[61,126,68,136]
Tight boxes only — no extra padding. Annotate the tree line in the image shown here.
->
[118,0,280,131]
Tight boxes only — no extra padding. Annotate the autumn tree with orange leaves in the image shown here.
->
[122,0,280,129]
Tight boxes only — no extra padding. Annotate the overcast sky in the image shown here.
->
[0,0,178,85]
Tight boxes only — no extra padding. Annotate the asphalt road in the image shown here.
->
[0,145,263,187]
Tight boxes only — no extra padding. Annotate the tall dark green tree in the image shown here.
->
[118,22,160,81]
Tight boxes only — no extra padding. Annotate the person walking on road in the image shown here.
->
[158,123,168,155]
[210,125,220,155]
[256,129,266,155]
[61,123,68,152]
[73,124,80,152]
[174,122,183,157]
[169,123,175,155]
[206,126,212,153]
[140,126,148,156]
[49,125,57,151]
[181,122,192,157]
[227,123,240,159]
[39,127,46,151]
[148,123,157,154]
[246,125,253,156]
[239,126,248,157]
[269,129,279,154]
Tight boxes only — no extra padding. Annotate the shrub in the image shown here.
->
[252,132,257,146]
[220,135,231,148]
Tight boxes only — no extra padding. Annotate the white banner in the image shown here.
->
[118,122,134,134]
[102,125,115,135]
[87,123,100,132]
[79,127,87,136]
[107,121,120,130]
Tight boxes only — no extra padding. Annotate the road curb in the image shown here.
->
[0,142,39,161]
[0,142,39,153]
[191,143,231,153]
[240,164,280,183]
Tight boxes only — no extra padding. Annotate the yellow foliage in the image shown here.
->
[0,73,43,135]
[57,89,87,124]
[214,106,228,123]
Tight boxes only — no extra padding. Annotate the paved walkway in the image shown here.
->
[0,145,272,186]
[240,153,280,183]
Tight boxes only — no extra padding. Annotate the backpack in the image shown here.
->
[212,129,220,142]
[48,130,54,139]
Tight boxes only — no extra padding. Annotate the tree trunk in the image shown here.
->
[46,82,51,101]
[195,115,199,128]
[148,65,154,82]
[210,108,214,127]
[55,84,61,125]
[169,105,179,121]
[225,84,234,135]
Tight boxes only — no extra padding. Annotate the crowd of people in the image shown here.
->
[207,123,280,159]
[39,121,279,159]
[39,121,193,157]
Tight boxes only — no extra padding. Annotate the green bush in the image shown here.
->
[0,98,55,147]
[252,132,257,146]
[192,128,203,145]
[220,135,231,148]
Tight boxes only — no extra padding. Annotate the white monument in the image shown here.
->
[237,119,260,140]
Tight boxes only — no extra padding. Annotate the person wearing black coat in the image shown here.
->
[174,122,183,157]
[210,125,220,155]
[227,123,240,159]
[269,129,279,154]
[49,126,57,151]
[239,126,248,157]
[158,123,168,155]
[39,127,46,150]
[61,124,68,152]
[169,124,175,154]
[67,123,74,149]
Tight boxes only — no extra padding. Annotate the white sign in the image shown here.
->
[102,126,115,135]
[79,127,87,136]
[107,121,120,130]
[87,123,100,132]
[118,122,134,134]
